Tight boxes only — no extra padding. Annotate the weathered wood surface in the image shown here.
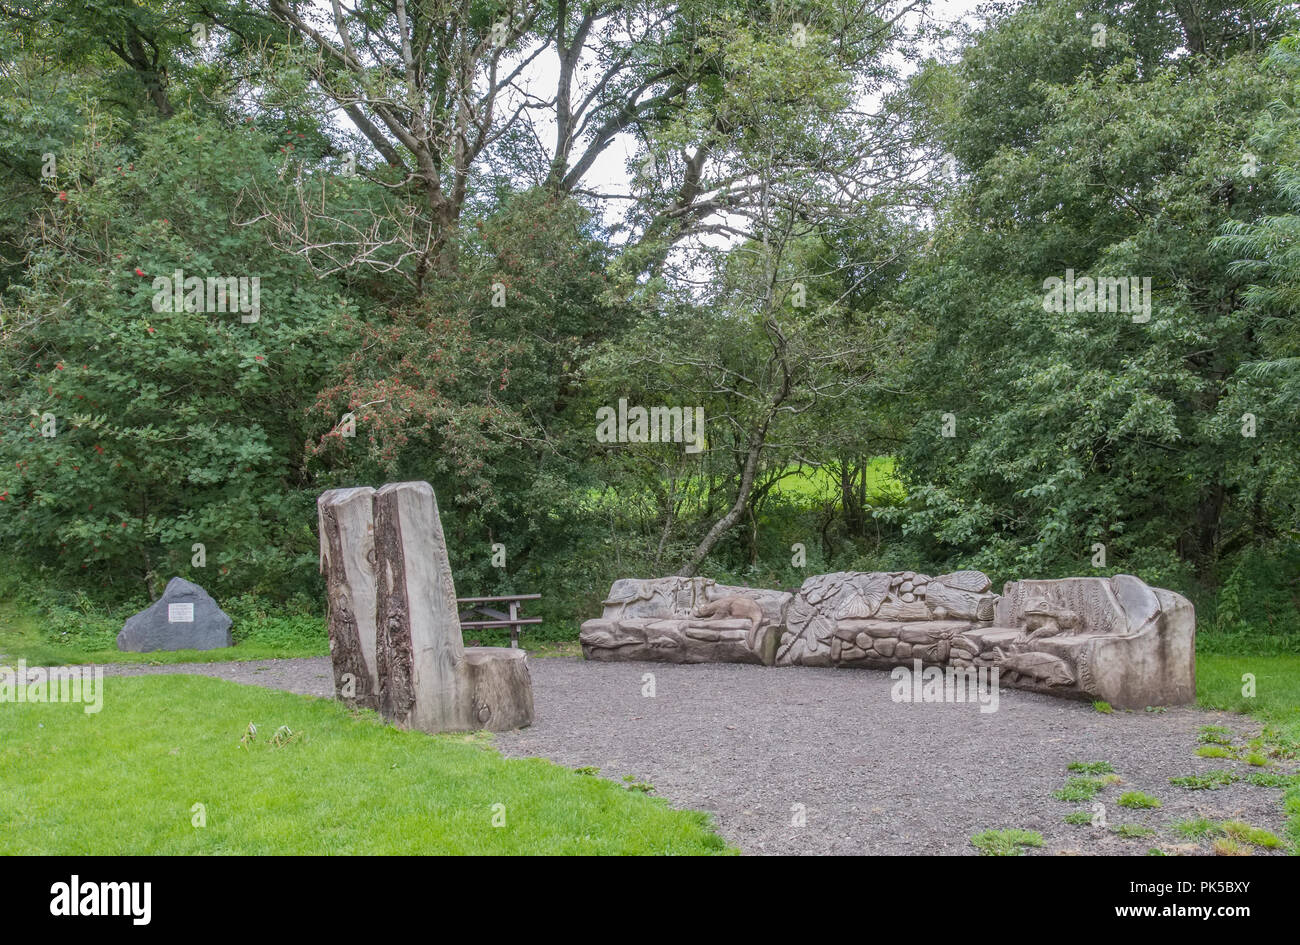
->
[322,480,534,733]
[318,486,379,710]
[374,481,469,731]
[461,647,535,731]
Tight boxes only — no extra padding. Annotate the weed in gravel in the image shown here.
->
[1212,837,1252,856]
[1113,824,1156,839]
[1118,791,1162,809]
[1174,817,1217,840]
[1246,771,1293,788]
[1064,810,1094,826]
[1067,761,1115,775]
[1054,777,1107,801]
[1170,770,1239,790]
[1092,701,1114,715]
[970,829,1043,856]
[1220,821,1282,849]
[1195,745,1237,759]
[1198,726,1234,746]
[1172,817,1280,852]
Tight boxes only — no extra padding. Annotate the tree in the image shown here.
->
[0,112,355,599]
[879,0,1300,592]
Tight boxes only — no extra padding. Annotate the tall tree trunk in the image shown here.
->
[678,426,766,577]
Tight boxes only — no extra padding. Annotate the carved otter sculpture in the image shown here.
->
[693,595,765,649]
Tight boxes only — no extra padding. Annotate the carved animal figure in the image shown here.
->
[692,595,765,650]
[1017,596,1081,644]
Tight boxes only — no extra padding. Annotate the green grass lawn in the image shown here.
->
[1196,652,1300,851]
[0,674,732,855]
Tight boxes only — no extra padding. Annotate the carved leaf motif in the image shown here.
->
[837,593,877,619]
[934,570,993,594]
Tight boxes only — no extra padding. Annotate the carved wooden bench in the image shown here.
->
[581,571,1195,708]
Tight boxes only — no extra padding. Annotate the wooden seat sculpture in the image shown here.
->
[318,481,534,733]
[581,570,1194,708]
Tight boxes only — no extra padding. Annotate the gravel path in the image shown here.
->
[85,655,1291,855]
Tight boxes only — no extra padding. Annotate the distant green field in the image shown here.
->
[586,457,904,510]
[765,458,903,505]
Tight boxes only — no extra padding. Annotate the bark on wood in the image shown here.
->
[370,481,533,733]
[318,487,380,709]
[321,480,533,733]
[461,648,535,731]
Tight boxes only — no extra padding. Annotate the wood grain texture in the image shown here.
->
[321,480,534,733]
[317,487,379,709]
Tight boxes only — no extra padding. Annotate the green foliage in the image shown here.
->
[0,1,1296,656]
[0,110,356,603]
[1220,820,1282,849]
[881,7,1300,618]
[1178,817,1284,850]
[1198,725,1234,744]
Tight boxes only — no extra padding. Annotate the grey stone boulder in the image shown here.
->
[117,578,233,652]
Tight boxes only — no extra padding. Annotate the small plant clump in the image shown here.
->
[1066,761,1115,775]
[1117,791,1162,810]
[1170,770,1239,790]
[970,829,1044,856]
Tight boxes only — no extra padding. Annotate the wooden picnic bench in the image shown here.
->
[458,594,542,649]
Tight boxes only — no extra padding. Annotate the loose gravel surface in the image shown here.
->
[72,654,1295,855]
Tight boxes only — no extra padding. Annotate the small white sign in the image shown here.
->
[168,603,195,623]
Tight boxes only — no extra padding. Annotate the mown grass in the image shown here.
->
[0,675,733,855]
